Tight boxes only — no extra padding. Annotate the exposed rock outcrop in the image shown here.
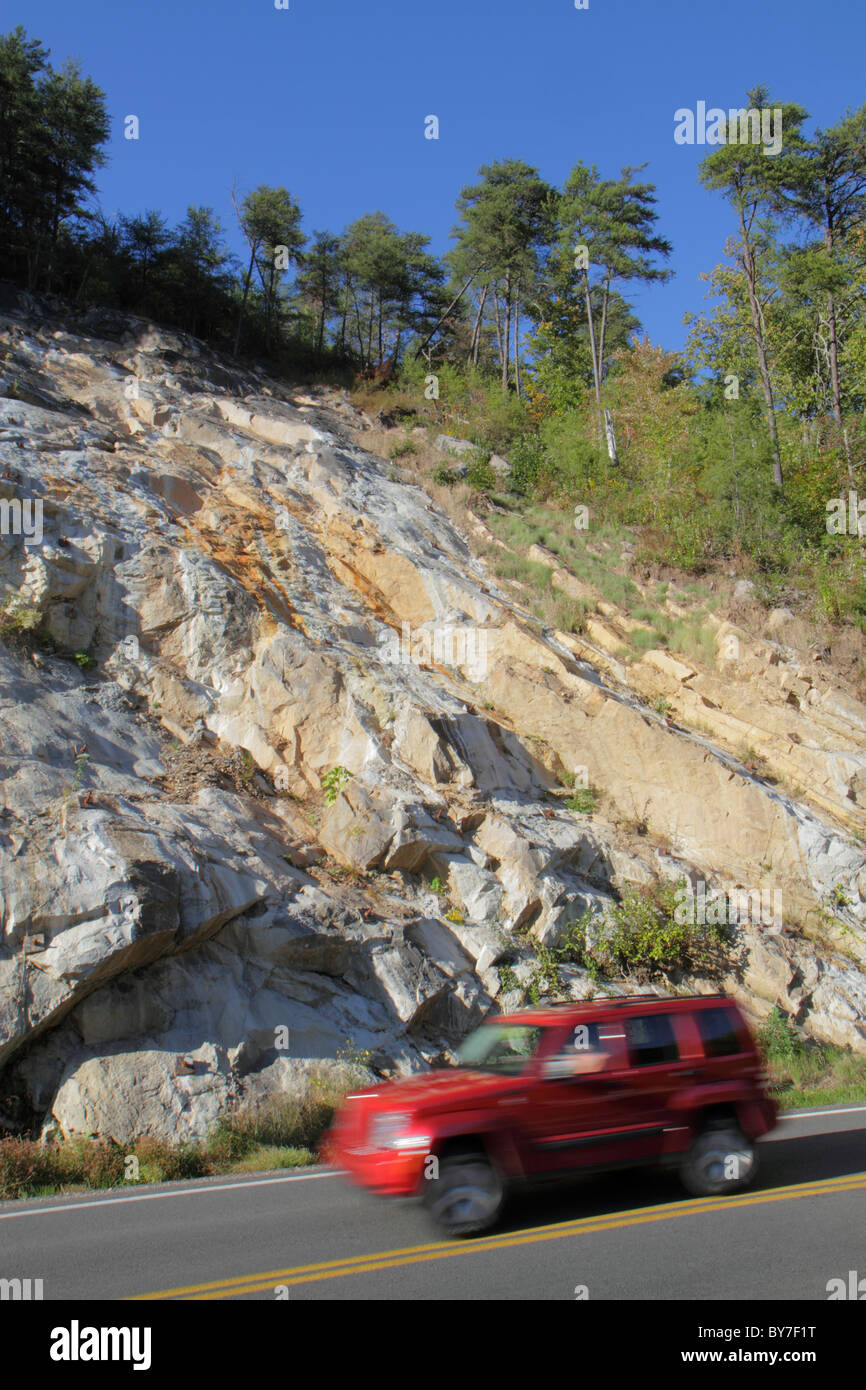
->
[1,290,865,1142]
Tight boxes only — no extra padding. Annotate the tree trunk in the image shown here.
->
[582,267,604,446]
[338,284,348,352]
[597,273,611,389]
[826,290,852,471]
[501,279,512,395]
[316,272,326,352]
[738,206,783,488]
[264,263,274,353]
[819,217,853,479]
[377,291,383,364]
[234,244,258,356]
[513,287,521,398]
[492,289,504,371]
[469,284,488,366]
[352,292,365,363]
[414,268,483,363]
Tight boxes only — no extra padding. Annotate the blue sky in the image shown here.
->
[10,0,866,351]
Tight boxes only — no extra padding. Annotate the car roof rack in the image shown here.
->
[535,993,730,1009]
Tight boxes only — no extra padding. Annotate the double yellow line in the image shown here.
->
[131,1171,866,1300]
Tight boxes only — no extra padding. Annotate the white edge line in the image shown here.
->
[0,1168,344,1220]
[777,1104,866,1121]
[2,1102,865,1220]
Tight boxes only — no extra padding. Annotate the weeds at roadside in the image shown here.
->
[758,1006,866,1107]
[0,1061,372,1199]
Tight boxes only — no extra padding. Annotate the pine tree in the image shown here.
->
[555,161,672,451]
[449,160,554,393]
[700,86,809,489]
[777,106,866,475]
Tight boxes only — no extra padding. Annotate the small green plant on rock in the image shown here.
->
[335,1038,374,1087]
[0,601,50,651]
[526,944,562,1004]
[71,750,90,792]
[389,434,417,459]
[566,786,596,815]
[321,766,353,805]
[497,962,520,996]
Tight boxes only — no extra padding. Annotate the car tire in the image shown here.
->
[424,1153,504,1237]
[679,1125,759,1197]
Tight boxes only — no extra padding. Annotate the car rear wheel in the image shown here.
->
[679,1125,758,1197]
[424,1153,504,1236]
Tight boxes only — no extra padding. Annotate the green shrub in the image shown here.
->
[555,881,728,982]
[0,602,52,652]
[389,435,417,459]
[465,450,497,492]
[565,787,596,815]
[433,465,461,485]
[536,412,607,502]
[508,434,547,496]
[759,1006,806,1064]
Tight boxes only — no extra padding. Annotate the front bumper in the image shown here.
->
[322,1130,429,1196]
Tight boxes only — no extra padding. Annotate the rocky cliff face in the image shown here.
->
[1,290,865,1144]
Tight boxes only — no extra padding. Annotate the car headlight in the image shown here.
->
[369,1112,430,1151]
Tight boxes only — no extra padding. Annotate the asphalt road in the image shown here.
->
[2,1103,864,1301]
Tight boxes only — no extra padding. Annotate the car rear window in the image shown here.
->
[625,1013,679,1066]
[696,1007,743,1058]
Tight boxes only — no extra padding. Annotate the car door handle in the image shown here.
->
[499,1097,527,1105]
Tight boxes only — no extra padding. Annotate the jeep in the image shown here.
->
[321,994,778,1236]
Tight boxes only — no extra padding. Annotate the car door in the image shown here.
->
[519,1019,638,1176]
[619,1010,693,1160]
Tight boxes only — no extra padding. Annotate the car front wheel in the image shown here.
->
[679,1125,758,1197]
[424,1153,504,1236]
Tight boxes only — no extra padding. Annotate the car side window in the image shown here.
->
[625,1013,679,1066]
[696,1008,742,1058]
[569,1022,601,1053]
[543,1022,608,1077]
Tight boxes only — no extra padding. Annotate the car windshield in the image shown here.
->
[455,1024,544,1075]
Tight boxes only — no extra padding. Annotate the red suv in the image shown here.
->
[322,994,778,1235]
